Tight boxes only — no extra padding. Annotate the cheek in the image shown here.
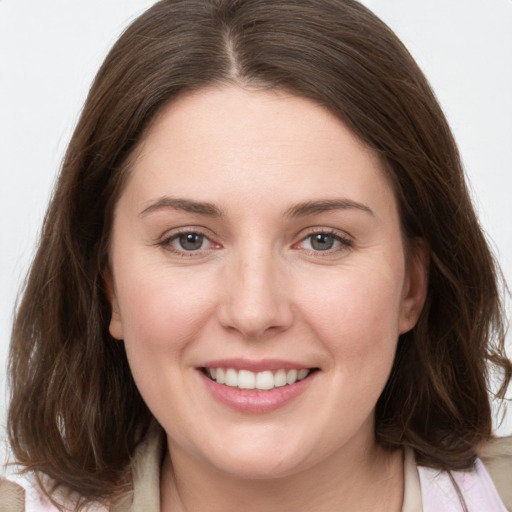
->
[298,264,404,365]
[113,264,221,418]
[114,262,218,353]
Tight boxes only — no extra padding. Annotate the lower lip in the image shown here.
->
[199,370,316,413]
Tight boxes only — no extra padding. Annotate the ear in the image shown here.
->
[399,238,429,335]
[104,266,124,340]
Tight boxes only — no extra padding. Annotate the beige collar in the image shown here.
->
[402,448,423,512]
[122,423,162,512]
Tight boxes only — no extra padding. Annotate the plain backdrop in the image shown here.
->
[1,0,511,463]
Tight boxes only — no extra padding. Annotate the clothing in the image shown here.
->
[1,427,511,512]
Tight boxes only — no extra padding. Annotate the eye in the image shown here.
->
[296,230,352,253]
[158,230,219,255]
[308,233,337,251]
[175,232,206,251]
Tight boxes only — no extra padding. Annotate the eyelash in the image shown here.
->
[157,228,353,257]
[293,229,353,256]
[158,229,219,257]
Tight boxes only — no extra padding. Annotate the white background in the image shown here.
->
[1,0,511,463]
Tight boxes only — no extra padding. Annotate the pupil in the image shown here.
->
[311,234,334,251]
[179,233,203,250]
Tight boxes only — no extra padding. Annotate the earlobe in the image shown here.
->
[399,238,429,335]
[103,266,124,340]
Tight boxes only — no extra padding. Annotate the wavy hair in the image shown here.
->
[8,0,511,507]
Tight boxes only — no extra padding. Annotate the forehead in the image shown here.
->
[120,85,397,220]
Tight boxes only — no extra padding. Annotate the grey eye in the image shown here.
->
[178,233,204,251]
[310,234,335,251]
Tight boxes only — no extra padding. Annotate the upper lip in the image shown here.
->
[199,358,313,372]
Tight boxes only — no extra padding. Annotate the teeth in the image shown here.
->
[256,371,274,390]
[238,369,255,389]
[274,369,287,387]
[216,368,225,384]
[286,369,298,385]
[297,368,309,381]
[225,368,238,387]
[205,367,312,391]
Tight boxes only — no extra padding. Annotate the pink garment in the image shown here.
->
[418,458,508,512]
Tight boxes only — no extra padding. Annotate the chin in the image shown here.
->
[210,452,307,480]
[192,433,322,481]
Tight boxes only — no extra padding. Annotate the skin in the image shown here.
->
[107,85,428,512]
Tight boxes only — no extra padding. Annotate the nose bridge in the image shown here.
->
[220,240,292,338]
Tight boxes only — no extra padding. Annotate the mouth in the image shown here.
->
[201,367,318,391]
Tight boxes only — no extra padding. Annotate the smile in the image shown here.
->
[203,367,312,391]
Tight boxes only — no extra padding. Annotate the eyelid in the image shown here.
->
[157,226,222,256]
[292,227,354,254]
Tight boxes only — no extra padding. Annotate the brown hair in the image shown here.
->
[8,0,511,507]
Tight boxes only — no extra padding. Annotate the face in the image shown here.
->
[107,86,427,479]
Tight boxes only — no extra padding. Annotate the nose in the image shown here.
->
[217,248,294,339]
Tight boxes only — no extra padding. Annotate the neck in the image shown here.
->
[160,436,404,512]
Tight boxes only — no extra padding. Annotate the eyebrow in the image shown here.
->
[139,196,374,219]
[285,199,374,218]
[139,197,224,217]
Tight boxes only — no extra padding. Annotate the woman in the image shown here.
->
[1,0,511,510]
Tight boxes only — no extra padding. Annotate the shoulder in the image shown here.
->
[416,439,512,512]
[479,436,512,511]
[0,469,57,512]
[0,424,164,512]
[0,475,24,512]
[0,468,109,512]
